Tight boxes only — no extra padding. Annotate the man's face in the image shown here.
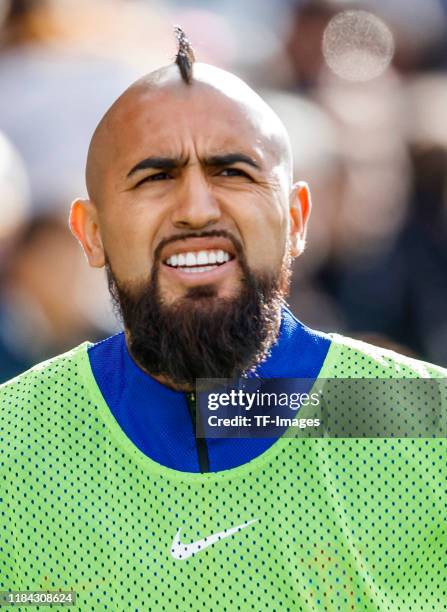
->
[71,72,310,386]
[92,82,293,303]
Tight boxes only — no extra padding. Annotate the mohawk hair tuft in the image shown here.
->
[174,26,196,84]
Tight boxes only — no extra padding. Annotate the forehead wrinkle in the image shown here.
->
[193,92,291,183]
[86,63,293,202]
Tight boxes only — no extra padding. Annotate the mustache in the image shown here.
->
[153,229,246,266]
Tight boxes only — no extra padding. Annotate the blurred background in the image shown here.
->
[1,0,446,381]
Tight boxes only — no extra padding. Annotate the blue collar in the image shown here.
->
[88,306,331,472]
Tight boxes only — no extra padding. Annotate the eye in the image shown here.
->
[135,172,173,187]
[219,167,251,178]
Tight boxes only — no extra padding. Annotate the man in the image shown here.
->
[1,31,446,610]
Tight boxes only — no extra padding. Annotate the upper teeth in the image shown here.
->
[166,250,231,267]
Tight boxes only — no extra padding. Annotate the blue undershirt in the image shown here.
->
[88,307,331,472]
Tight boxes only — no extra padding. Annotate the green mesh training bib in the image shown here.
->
[1,334,446,611]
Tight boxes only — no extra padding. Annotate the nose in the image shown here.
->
[170,170,221,230]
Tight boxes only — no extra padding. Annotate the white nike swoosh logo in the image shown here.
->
[170,519,258,560]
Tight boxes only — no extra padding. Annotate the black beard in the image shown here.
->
[106,230,291,389]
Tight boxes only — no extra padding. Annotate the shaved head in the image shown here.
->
[72,55,311,389]
[85,62,293,205]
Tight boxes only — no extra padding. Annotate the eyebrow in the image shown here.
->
[126,152,261,178]
[205,153,261,170]
[127,157,184,178]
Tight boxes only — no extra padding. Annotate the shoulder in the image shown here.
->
[0,341,92,403]
[0,342,94,484]
[315,334,447,437]
[323,332,447,379]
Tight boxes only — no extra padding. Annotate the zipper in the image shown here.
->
[186,391,210,473]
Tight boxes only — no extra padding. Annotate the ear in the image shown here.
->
[69,198,105,268]
[289,181,312,258]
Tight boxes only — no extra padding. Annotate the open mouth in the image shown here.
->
[163,249,235,274]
